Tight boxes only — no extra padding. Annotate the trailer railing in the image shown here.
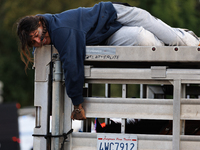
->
[33,45,200,150]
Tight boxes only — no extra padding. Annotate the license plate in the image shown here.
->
[97,133,137,150]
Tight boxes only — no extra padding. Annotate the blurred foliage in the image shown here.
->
[0,0,200,107]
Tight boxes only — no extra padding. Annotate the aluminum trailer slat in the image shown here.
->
[86,46,200,62]
[83,98,173,119]
[35,45,200,63]
[69,133,200,150]
[83,98,200,120]
[85,68,200,80]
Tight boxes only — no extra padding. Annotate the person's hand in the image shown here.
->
[71,104,86,120]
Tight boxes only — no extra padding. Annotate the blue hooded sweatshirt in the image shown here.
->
[38,2,122,105]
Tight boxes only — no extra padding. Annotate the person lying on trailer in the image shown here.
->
[16,2,200,120]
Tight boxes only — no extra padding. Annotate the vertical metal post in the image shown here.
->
[146,86,154,99]
[82,83,92,132]
[180,84,186,135]
[51,57,62,150]
[140,84,143,98]
[121,84,127,133]
[33,46,54,150]
[47,46,54,150]
[173,79,181,150]
[105,83,110,98]
[122,84,127,99]
[64,93,73,150]
[105,84,110,125]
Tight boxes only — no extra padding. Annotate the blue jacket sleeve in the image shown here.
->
[52,28,86,105]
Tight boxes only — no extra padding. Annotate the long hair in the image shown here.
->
[16,15,46,71]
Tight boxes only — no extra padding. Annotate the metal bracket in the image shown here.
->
[84,66,92,77]
[151,66,167,78]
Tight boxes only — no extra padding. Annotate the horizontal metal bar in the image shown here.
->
[85,46,200,62]
[71,133,200,150]
[72,132,173,141]
[182,80,200,84]
[180,135,200,141]
[72,132,200,141]
[85,68,200,81]
[84,97,173,105]
[83,98,173,119]
[181,99,200,104]
[85,79,172,84]
[84,98,200,105]
[83,98,200,120]
[72,132,97,138]
[36,45,200,63]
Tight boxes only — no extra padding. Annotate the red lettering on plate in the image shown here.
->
[98,138,103,140]
[123,138,131,141]
[116,138,122,141]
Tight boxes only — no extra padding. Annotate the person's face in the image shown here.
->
[29,22,51,47]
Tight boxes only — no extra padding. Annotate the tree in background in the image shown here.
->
[138,0,199,33]
[0,0,199,107]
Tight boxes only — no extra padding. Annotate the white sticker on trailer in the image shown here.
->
[97,133,137,150]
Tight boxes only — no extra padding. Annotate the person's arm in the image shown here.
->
[52,28,86,105]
